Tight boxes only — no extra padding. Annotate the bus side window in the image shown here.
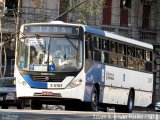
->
[127,46,136,69]
[85,34,96,61]
[94,37,101,62]
[102,39,109,51]
[145,50,152,72]
[101,39,109,63]
[109,41,118,65]
[136,48,144,59]
[127,46,135,57]
[85,34,91,59]
[118,43,126,67]
[146,50,152,61]
[94,37,101,49]
[135,48,144,71]
[90,35,95,60]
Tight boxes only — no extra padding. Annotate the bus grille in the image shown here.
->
[30,75,66,82]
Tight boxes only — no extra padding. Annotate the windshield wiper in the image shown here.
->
[65,35,78,51]
[65,35,80,65]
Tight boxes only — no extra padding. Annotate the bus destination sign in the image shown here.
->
[24,25,79,35]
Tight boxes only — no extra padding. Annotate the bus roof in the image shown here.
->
[83,25,153,50]
[21,21,153,50]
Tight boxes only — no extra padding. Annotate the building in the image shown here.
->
[101,0,160,44]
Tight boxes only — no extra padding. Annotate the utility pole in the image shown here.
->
[16,0,21,43]
[0,6,2,77]
[0,0,6,78]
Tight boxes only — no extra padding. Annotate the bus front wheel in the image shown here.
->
[90,86,99,111]
[17,99,25,109]
[1,105,8,109]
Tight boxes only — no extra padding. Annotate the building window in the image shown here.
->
[5,0,18,16]
[59,0,69,21]
[102,0,112,25]
[142,5,151,30]
[120,0,131,27]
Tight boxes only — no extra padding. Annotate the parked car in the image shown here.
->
[0,77,24,109]
[155,102,160,112]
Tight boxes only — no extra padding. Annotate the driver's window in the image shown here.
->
[30,46,38,64]
[18,40,29,69]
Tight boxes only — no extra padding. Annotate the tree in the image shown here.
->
[69,0,105,25]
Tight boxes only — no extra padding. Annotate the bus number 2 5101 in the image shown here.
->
[48,83,63,88]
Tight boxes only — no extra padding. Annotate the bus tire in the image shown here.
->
[65,103,76,111]
[90,86,99,112]
[1,105,8,109]
[65,101,86,111]
[17,100,25,109]
[31,100,42,110]
[125,91,134,113]
[115,91,134,113]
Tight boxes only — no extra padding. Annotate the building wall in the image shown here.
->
[130,0,139,27]
[156,0,160,43]
[111,0,120,26]
[21,0,59,24]
[110,0,148,28]
[22,0,59,10]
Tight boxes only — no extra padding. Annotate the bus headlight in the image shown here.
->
[66,79,82,89]
[17,78,30,88]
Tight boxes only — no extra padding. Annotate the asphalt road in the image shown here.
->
[0,108,159,120]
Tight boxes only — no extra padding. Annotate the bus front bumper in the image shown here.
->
[16,84,84,102]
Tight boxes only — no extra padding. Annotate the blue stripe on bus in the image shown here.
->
[84,63,105,102]
[84,26,106,37]
[22,75,47,89]
[86,63,105,83]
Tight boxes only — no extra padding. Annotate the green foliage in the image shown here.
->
[70,0,105,25]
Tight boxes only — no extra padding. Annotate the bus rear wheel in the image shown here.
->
[125,91,134,113]
[90,86,99,111]
[115,91,134,113]
[31,100,42,110]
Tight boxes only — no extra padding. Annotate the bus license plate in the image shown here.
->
[48,83,63,88]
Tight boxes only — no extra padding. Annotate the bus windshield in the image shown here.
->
[17,37,83,72]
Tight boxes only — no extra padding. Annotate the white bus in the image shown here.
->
[15,21,153,112]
